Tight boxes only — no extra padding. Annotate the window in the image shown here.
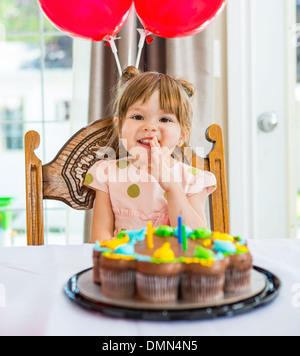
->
[0,98,24,150]
[0,0,90,246]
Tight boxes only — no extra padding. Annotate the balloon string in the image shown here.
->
[135,29,151,69]
[104,35,122,76]
[112,48,122,77]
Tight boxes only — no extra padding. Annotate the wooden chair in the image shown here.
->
[25,117,229,245]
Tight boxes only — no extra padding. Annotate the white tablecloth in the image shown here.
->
[0,239,299,336]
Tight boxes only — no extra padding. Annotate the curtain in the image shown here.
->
[85,14,215,241]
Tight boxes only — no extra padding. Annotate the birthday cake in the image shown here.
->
[92,225,252,303]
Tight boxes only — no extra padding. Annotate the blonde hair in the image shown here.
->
[108,66,195,157]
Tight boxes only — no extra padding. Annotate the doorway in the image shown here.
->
[227,0,298,239]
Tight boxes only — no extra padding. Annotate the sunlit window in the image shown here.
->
[0,0,87,246]
[0,98,23,150]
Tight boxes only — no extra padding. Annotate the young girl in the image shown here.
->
[84,66,216,242]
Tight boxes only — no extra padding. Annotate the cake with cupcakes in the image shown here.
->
[92,222,252,303]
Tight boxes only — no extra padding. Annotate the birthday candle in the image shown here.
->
[147,221,154,249]
[182,225,188,252]
[178,216,183,244]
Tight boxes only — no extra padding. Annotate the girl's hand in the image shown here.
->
[149,137,176,192]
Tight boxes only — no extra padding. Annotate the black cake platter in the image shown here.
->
[64,266,281,321]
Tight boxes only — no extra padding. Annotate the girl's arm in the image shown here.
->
[91,190,115,243]
[166,184,208,229]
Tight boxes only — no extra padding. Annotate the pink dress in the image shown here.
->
[84,158,217,236]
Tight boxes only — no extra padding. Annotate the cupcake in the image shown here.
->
[93,248,102,284]
[180,245,226,302]
[100,252,136,298]
[135,242,182,303]
[92,235,131,285]
[92,242,110,283]
[224,249,253,293]
[212,235,253,293]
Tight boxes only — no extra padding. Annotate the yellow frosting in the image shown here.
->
[212,232,234,242]
[153,242,175,261]
[183,257,215,267]
[235,243,249,253]
[202,239,212,248]
[99,235,130,250]
[102,251,134,261]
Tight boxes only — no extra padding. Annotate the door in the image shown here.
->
[226,0,297,239]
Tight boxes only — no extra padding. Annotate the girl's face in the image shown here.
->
[116,91,185,162]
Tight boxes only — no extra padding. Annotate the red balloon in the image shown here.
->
[38,0,133,41]
[134,0,226,38]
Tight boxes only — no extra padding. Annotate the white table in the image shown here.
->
[0,239,299,336]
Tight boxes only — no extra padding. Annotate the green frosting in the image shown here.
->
[193,245,215,259]
[151,256,183,264]
[116,231,127,239]
[155,225,174,236]
[191,227,212,239]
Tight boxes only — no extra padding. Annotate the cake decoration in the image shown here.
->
[235,244,249,254]
[190,227,212,239]
[93,241,110,252]
[235,236,247,245]
[182,256,215,267]
[193,245,215,259]
[114,240,135,256]
[99,235,130,250]
[152,242,175,262]
[182,225,188,251]
[146,221,154,249]
[173,225,194,237]
[92,221,253,303]
[95,225,250,264]
[102,251,135,261]
[134,254,152,262]
[177,215,183,244]
[212,231,234,242]
[155,225,174,236]
[213,240,237,254]
[124,228,146,242]
[202,239,212,248]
